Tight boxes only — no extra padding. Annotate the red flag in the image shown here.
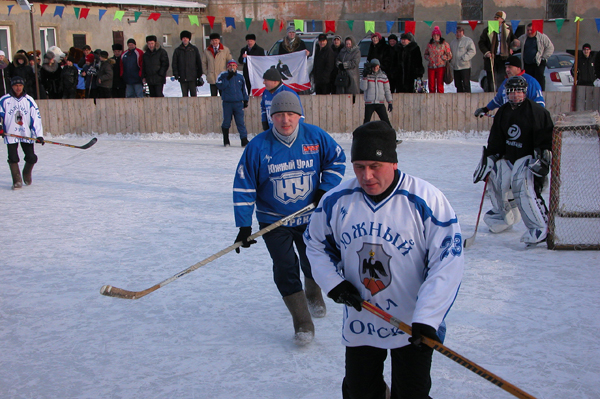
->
[405,21,416,34]
[468,20,478,31]
[279,19,284,32]
[40,4,48,16]
[325,20,335,33]
[148,13,161,21]
[532,19,544,34]
[80,8,90,19]
[262,19,269,33]
[207,16,215,29]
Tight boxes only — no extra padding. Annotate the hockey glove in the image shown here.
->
[262,121,270,131]
[234,226,257,254]
[474,107,489,118]
[473,146,497,183]
[227,70,236,80]
[243,101,248,109]
[196,77,204,87]
[528,148,552,177]
[409,322,440,350]
[313,189,327,206]
[387,103,393,113]
[327,281,363,312]
[36,137,45,146]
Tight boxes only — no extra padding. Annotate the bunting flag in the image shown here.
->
[532,19,543,34]
[99,9,107,21]
[446,21,457,35]
[405,21,416,34]
[279,19,285,32]
[596,18,600,32]
[225,17,235,29]
[385,21,394,33]
[188,15,199,26]
[148,13,161,21]
[207,16,215,28]
[172,14,179,25]
[80,8,90,19]
[40,4,48,16]
[262,19,269,33]
[247,52,310,96]
[74,7,80,19]
[134,11,142,22]
[267,18,275,32]
[325,20,335,33]
[346,20,354,31]
[423,21,434,28]
[468,21,478,31]
[488,20,499,33]
[114,10,125,21]
[294,19,303,31]
[54,6,64,18]
[555,18,564,33]
[574,16,583,22]
[7,5,13,16]
[365,21,375,34]
[510,20,520,33]
[245,18,252,30]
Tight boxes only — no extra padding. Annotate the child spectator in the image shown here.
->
[61,56,79,99]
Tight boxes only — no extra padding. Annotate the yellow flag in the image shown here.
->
[189,15,199,26]
[488,20,499,33]
[365,21,375,34]
[294,19,304,32]
[113,10,125,21]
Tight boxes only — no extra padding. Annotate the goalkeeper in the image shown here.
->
[472,75,554,245]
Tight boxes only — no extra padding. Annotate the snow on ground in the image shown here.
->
[1,133,598,399]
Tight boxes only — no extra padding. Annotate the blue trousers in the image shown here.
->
[126,83,144,98]
[222,101,248,139]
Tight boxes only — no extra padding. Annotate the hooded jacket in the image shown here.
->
[335,37,361,95]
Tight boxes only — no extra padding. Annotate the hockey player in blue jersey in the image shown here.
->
[260,67,303,131]
[233,91,346,345]
[304,121,464,398]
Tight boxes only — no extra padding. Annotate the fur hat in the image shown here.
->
[127,38,136,45]
[209,33,220,40]
[270,91,302,117]
[180,30,192,40]
[505,55,521,68]
[112,43,123,51]
[262,67,282,82]
[495,11,506,20]
[351,121,398,163]
[11,76,25,86]
[245,34,256,41]
[146,35,157,43]
[388,34,398,42]
[44,51,55,60]
[48,46,65,59]
[432,26,442,37]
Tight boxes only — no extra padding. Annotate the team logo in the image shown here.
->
[358,243,392,295]
[507,124,521,141]
[237,165,245,179]
[302,144,319,154]
[271,170,315,204]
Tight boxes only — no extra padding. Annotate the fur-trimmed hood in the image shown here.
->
[12,53,28,67]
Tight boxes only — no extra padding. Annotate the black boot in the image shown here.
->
[23,162,34,185]
[222,128,230,147]
[241,137,249,147]
[9,163,23,190]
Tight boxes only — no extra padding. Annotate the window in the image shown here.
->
[0,26,12,58]
[547,0,567,19]
[113,31,124,49]
[73,34,86,50]
[162,34,171,48]
[203,23,222,50]
[397,18,413,33]
[461,0,483,21]
[39,27,56,55]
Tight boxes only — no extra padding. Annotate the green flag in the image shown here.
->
[294,19,303,32]
[134,11,142,22]
[346,20,354,31]
[245,17,252,30]
[488,20,499,33]
[423,20,434,28]
[114,10,125,21]
[574,16,583,22]
[365,21,375,34]
[74,7,80,19]
[188,15,199,26]
[267,18,275,32]
[555,18,565,33]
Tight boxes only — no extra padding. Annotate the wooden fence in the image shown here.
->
[36,89,595,136]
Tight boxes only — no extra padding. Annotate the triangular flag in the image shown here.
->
[346,20,354,31]
[596,18,600,33]
[207,16,215,29]
[40,4,48,16]
[574,16,583,23]
[80,8,90,19]
[446,21,457,35]
[468,21,478,31]
[488,20,499,34]
[405,21,416,34]
[267,18,275,32]
[325,21,335,33]
[74,8,80,19]
[385,21,394,33]
[225,17,235,29]
[148,13,161,21]
[262,19,269,33]
[189,15,199,26]
[245,18,252,30]
[424,21,434,28]
[172,14,179,25]
[7,5,13,16]
[555,18,565,33]
[114,10,125,21]
[532,19,543,34]
[294,19,303,32]
[279,19,285,32]
[364,21,375,34]
[134,11,142,22]
[99,9,107,21]
[510,20,520,34]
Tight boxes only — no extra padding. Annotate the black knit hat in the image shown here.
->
[146,35,157,43]
[388,34,398,41]
[180,30,192,40]
[100,51,109,59]
[351,121,398,163]
[112,43,123,51]
[209,33,220,40]
[505,55,521,68]
[582,43,591,50]
[11,76,25,86]
[263,67,282,82]
[245,34,256,41]
[127,38,136,45]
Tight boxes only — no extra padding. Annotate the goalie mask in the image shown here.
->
[506,76,527,107]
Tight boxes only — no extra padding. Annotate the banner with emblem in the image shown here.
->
[247,52,310,96]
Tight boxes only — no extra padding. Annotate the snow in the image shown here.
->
[1,133,599,399]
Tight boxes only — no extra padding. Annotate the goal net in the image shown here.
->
[547,110,600,250]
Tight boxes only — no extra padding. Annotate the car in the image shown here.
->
[478,52,575,92]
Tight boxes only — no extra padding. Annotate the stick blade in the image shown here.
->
[100,285,140,300]
[463,234,476,248]
[80,138,98,149]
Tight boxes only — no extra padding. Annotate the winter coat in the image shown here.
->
[61,64,79,93]
[216,70,248,103]
[449,36,476,71]
[571,53,595,86]
[81,63,98,90]
[360,70,392,104]
[120,47,143,84]
[40,56,62,99]
[238,43,265,89]
[202,44,232,85]
[0,57,9,97]
[478,23,515,60]
[142,45,169,85]
[172,43,203,83]
[97,59,114,89]
[396,41,424,92]
[8,54,35,95]
[517,32,554,67]
[313,44,336,85]
[111,55,125,90]
[424,38,452,69]
[278,37,307,55]
[367,40,393,74]
[335,38,361,95]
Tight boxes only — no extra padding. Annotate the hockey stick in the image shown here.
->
[361,301,537,399]
[100,203,316,300]
[464,178,488,248]
[5,133,98,150]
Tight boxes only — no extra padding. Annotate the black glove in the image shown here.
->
[362,68,369,78]
[338,63,345,71]
[408,322,440,350]
[387,103,393,113]
[234,226,257,254]
[243,101,248,109]
[196,77,204,87]
[227,70,235,80]
[327,281,363,312]
[474,107,489,118]
[262,121,270,131]
[313,189,326,205]
[36,137,45,145]
[528,148,552,177]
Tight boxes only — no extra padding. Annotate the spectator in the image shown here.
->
[0,51,8,96]
[330,35,344,92]
[360,59,393,127]
[110,44,126,98]
[260,67,303,131]
[60,56,79,99]
[172,30,204,97]
[367,32,393,76]
[595,50,600,83]
[40,51,62,99]
[8,52,35,98]
[216,60,249,147]
[386,34,399,92]
[96,51,114,98]
[396,32,424,93]
[449,26,476,93]
[202,33,232,97]
[77,45,92,68]
[278,27,309,56]
[142,35,169,97]
[238,33,265,95]
[81,53,98,98]
[478,11,515,92]
[571,43,595,86]
[121,38,144,98]
[424,26,452,93]
[335,36,361,95]
[313,34,336,95]
[518,23,554,91]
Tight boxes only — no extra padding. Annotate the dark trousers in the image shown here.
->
[180,81,198,97]
[210,84,221,97]
[112,86,126,98]
[364,104,391,127]
[342,345,433,399]
[259,223,312,297]
[7,142,37,164]
[148,84,164,97]
[453,69,471,93]
[97,87,112,98]
[314,83,332,95]
[222,101,248,139]
[62,89,77,99]
[524,60,546,91]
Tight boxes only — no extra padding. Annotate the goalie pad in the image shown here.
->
[484,160,521,232]
[512,156,548,243]
[528,148,552,177]
[473,146,498,183]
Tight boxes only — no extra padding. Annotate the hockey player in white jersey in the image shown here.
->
[304,121,464,398]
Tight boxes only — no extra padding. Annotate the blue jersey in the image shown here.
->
[486,72,544,111]
[216,71,248,103]
[233,123,346,227]
[260,84,304,126]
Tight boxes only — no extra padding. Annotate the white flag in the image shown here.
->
[247,52,310,96]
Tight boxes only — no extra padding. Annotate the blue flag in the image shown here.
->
[510,20,520,34]
[446,21,457,35]
[386,20,394,33]
[225,17,235,29]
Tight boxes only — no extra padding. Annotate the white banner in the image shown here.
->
[247,52,310,96]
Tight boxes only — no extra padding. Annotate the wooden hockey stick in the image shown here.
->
[464,178,488,248]
[5,133,97,149]
[100,203,316,300]
[361,301,537,399]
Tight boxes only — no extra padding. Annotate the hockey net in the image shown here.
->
[547,110,600,250]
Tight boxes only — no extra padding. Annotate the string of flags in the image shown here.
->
[5,5,600,33]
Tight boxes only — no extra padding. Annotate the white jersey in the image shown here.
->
[304,171,464,349]
[0,93,43,144]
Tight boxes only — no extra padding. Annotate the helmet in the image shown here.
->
[505,76,527,106]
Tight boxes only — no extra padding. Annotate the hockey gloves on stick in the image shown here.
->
[327,281,363,312]
[409,323,440,350]
[36,137,45,145]
[528,148,551,177]
[234,226,257,254]
[473,146,497,183]
[387,103,393,113]
[474,107,489,118]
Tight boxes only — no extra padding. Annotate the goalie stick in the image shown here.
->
[361,301,537,399]
[100,203,316,300]
[5,133,97,149]
[464,178,488,248]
